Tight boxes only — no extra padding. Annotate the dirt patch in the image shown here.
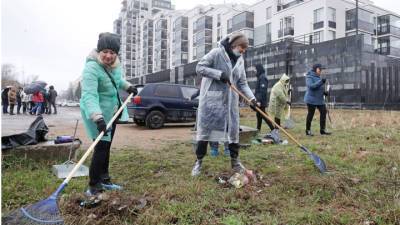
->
[60,191,154,225]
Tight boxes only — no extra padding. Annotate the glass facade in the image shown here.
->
[231,11,254,33]
[154,18,168,72]
[173,16,189,66]
[345,8,374,34]
[254,23,271,46]
[193,16,213,60]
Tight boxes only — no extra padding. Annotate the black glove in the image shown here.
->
[220,72,230,83]
[126,86,138,96]
[286,101,291,106]
[250,99,259,111]
[321,78,326,84]
[95,118,108,136]
[323,91,329,96]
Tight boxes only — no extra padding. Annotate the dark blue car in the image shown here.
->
[121,83,199,129]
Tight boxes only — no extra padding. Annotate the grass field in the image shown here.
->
[2,109,400,225]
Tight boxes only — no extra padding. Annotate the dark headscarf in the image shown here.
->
[255,64,265,77]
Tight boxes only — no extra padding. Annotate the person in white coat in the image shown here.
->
[191,32,257,176]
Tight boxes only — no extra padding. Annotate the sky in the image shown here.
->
[1,0,399,91]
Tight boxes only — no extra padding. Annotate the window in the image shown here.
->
[154,85,181,98]
[313,31,324,43]
[328,7,336,22]
[181,87,199,100]
[266,7,272,20]
[314,8,323,23]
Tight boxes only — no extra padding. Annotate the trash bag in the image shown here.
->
[263,129,281,144]
[2,115,49,150]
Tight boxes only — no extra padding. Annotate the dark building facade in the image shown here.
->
[128,34,400,109]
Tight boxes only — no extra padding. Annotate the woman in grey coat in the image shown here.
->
[192,32,257,176]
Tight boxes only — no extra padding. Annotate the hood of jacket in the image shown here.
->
[86,49,120,69]
[255,64,265,77]
[306,70,319,78]
[279,73,290,84]
[218,37,240,65]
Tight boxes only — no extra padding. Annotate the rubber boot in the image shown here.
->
[101,175,123,191]
[85,183,104,197]
[210,147,219,157]
[224,147,230,156]
[101,182,123,191]
[231,158,246,173]
[191,159,202,177]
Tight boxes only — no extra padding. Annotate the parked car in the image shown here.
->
[60,101,80,107]
[120,83,199,129]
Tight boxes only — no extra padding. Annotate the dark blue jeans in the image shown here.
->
[31,102,43,115]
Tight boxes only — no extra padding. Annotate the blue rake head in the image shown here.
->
[2,183,66,224]
[300,146,327,174]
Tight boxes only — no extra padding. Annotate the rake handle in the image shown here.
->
[63,93,134,184]
[229,83,302,147]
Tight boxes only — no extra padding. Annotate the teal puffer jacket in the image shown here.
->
[80,49,130,142]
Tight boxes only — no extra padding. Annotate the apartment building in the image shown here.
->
[114,0,174,79]
[115,0,399,80]
[249,0,400,57]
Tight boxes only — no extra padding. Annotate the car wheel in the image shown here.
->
[145,110,165,129]
[134,118,145,126]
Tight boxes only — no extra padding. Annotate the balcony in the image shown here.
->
[377,25,400,37]
[278,28,294,38]
[284,27,294,36]
[328,21,336,29]
[313,21,324,30]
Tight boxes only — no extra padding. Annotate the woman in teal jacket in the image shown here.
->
[80,32,137,196]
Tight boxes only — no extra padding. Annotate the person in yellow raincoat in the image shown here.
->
[266,74,291,130]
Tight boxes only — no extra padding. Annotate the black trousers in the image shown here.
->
[17,101,22,114]
[196,141,240,160]
[49,101,57,114]
[256,106,270,130]
[89,123,116,186]
[2,102,8,113]
[306,104,327,131]
[22,102,27,114]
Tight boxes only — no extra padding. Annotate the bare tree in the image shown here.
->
[1,63,21,88]
[74,82,82,100]
[19,74,39,86]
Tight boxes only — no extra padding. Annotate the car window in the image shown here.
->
[154,85,181,98]
[181,87,199,100]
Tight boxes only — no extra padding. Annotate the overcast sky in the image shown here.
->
[1,0,399,91]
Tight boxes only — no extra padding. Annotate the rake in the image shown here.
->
[2,93,134,225]
[228,83,327,174]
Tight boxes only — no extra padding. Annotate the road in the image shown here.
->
[1,107,194,150]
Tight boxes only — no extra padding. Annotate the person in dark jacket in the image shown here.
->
[2,87,10,114]
[16,87,23,114]
[304,64,331,136]
[254,64,269,131]
[48,85,58,114]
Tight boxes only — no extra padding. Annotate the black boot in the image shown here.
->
[231,158,246,173]
[9,105,15,115]
[320,130,331,135]
[305,130,314,136]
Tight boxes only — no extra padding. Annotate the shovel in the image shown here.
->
[228,82,327,174]
[283,85,295,129]
[52,119,89,179]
